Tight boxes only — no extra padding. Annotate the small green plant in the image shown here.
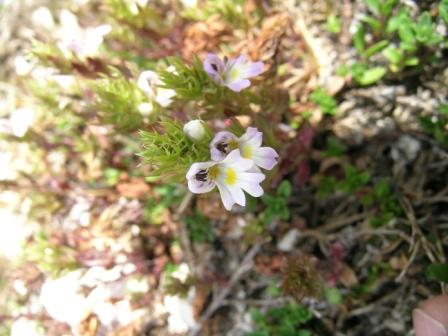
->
[426,263,448,283]
[144,184,185,224]
[182,0,251,30]
[259,180,292,224]
[419,104,448,148]
[23,231,79,277]
[310,88,338,116]
[323,137,347,157]
[324,286,343,305]
[184,209,214,243]
[319,165,370,197]
[247,303,312,336]
[362,178,402,227]
[89,73,146,130]
[441,0,448,24]
[326,14,341,34]
[347,0,446,85]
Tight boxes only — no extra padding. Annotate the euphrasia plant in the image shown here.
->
[139,54,279,210]
[27,5,278,211]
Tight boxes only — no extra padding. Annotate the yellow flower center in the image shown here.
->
[229,67,241,81]
[241,144,252,159]
[208,166,220,180]
[229,140,239,150]
[225,168,237,185]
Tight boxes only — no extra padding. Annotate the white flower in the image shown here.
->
[186,150,265,210]
[137,70,176,107]
[210,127,278,170]
[57,10,111,58]
[183,120,206,141]
[10,108,35,137]
[203,54,264,92]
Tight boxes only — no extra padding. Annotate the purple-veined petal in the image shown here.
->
[186,161,216,180]
[203,54,225,84]
[209,131,237,161]
[186,161,218,194]
[210,147,226,162]
[253,147,279,170]
[226,79,251,92]
[188,179,215,194]
[216,182,235,210]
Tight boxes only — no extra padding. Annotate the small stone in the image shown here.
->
[277,229,300,252]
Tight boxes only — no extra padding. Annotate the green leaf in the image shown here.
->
[414,12,441,46]
[364,0,380,15]
[383,46,404,64]
[310,88,339,115]
[440,0,448,24]
[426,264,448,283]
[324,286,342,305]
[326,14,341,34]
[356,67,387,86]
[380,0,398,17]
[361,16,382,33]
[387,9,411,33]
[404,56,419,66]
[354,25,366,53]
[364,40,389,58]
[277,180,292,198]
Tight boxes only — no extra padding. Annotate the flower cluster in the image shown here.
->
[185,123,279,210]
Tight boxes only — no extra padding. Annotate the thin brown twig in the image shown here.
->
[191,242,262,336]
[173,191,196,276]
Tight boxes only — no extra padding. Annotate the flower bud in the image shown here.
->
[183,120,206,141]
[138,102,153,116]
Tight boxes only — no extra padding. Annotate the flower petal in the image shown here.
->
[203,54,224,84]
[238,172,266,184]
[221,149,254,171]
[156,87,176,107]
[227,185,246,206]
[188,179,215,194]
[186,162,217,194]
[209,131,237,161]
[137,71,158,97]
[237,171,265,197]
[241,61,264,78]
[226,79,250,92]
[238,127,262,148]
[186,162,216,180]
[239,181,264,197]
[253,147,279,170]
[216,182,235,210]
